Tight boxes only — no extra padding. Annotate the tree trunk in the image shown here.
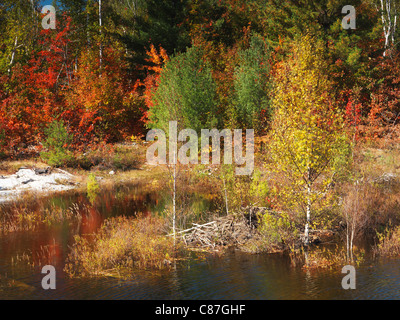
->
[384,32,390,57]
[8,36,18,75]
[350,227,355,262]
[87,7,90,49]
[379,0,398,57]
[222,174,229,216]
[304,185,311,246]
[172,150,177,247]
[346,221,350,262]
[99,0,102,73]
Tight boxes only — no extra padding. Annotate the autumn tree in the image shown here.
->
[269,34,347,246]
[64,42,143,144]
[148,46,219,133]
[0,18,74,150]
[140,44,169,124]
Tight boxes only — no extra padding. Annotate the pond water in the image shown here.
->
[0,184,399,300]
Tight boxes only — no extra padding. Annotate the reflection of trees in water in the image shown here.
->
[81,206,103,235]
[91,187,164,218]
[85,184,218,226]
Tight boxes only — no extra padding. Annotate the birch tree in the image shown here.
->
[376,0,399,56]
[269,34,345,246]
[0,0,40,74]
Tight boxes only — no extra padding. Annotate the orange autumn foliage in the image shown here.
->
[139,44,169,123]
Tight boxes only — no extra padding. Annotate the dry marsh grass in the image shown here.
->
[64,215,188,278]
[375,225,400,258]
[339,181,400,236]
[357,145,400,178]
[302,245,365,270]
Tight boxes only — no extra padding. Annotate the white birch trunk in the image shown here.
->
[346,223,350,262]
[87,8,90,48]
[99,0,103,73]
[304,185,311,246]
[7,36,18,75]
[172,149,176,247]
[222,175,229,216]
[379,0,398,57]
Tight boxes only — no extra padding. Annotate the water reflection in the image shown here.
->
[0,184,400,299]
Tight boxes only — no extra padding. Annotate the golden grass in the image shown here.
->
[64,215,188,278]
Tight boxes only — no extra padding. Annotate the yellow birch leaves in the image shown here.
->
[269,34,344,216]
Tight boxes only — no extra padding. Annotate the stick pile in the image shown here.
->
[174,215,252,249]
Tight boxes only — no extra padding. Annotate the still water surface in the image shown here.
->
[0,184,399,300]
